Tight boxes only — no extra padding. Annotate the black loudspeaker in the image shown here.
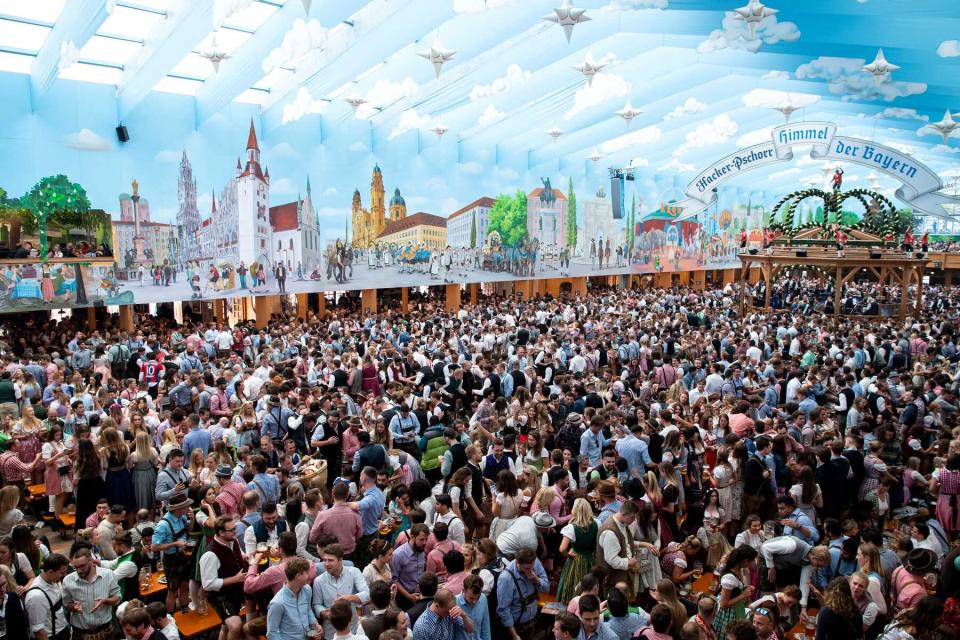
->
[915,252,925,259]
[870,251,882,259]
[748,248,758,255]
[116,125,129,143]
[610,174,624,219]
[795,250,807,258]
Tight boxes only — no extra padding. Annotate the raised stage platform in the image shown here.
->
[737,246,930,320]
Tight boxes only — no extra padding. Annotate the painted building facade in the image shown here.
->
[527,186,568,249]
[352,166,407,248]
[269,177,323,273]
[378,212,447,249]
[446,196,494,248]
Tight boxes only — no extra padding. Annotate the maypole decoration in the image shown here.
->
[768,177,901,241]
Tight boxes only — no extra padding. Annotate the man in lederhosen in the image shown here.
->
[152,492,194,614]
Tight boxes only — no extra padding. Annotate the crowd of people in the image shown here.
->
[0,279,956,640]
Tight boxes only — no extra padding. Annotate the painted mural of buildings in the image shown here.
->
[269,176,323,272]
[578,185,625,256]
[351,165,407,248]
[177,120,273,267]
[378,212,447,249]
[113,190,179,266]
[527,183,568,248]
[176,150,201,263]
[447,197,494,248]
[641,202,700,245]
[119,192,151,223]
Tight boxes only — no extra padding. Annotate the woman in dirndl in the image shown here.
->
[556,498,598,604]
[712,545,758,638]
[931,454,960,536]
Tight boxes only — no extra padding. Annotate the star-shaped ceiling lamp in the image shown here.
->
[417,41,456,79]
[543,0,591,44]
[301,0,311,15]
[200,33,230,72]
[927,110,960,144]
[862,48,900,84]
[615,101,643,126]
[732,0,778,38]
[573,52,607,87]
[773,96,800,123]
[546,127,564,139]
[344,95,368,111]
[588,149,603,162]
[430,123,449,139]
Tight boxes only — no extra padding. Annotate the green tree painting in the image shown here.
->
[627,193,636,248]
[487,190,528,247]
[21,174,92,256]
[567,177,577,248]
[470,210,477,248]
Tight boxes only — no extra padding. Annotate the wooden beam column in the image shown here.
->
[762,263,772,310]
[445,284,461,312]
[401,288,409,314]
[469,282,478,305]
[86,307,97,332]
[570,277,587,297]
[834,266,844,318]
[296,294,309,320]
[914,267,923,317]
[899,267,909,321]
[317,293,326,317]
[254,296,270,329]
[361,289,377,316]
[118,306,134,333]
[693,270,706,291]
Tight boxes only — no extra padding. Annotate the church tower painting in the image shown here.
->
[389,187,407,221]
[176,149,201,261]
[351,164,394,247]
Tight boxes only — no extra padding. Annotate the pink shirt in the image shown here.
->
[342,429,361,462]
[426,539,461,574]
[531,494,571,526]
[244,556,317,595]
[442,571,467,596]
[309,503,362,555]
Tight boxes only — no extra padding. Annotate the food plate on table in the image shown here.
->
[158,576,167,585]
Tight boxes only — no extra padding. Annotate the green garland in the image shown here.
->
[769,184,899,240]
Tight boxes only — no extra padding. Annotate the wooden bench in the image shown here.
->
[174,608,222,639]
[55,512,76,539]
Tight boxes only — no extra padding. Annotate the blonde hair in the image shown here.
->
[643,471,662,502]
[161,429,178,446]
[134,432,153,460]
[534,486,556,512]
[850,570,871,591]
[188,449,204,474]
[857,542,884,578]
[0,565,15,592]
[570,498,594,529]
[460,542,477,570]
[522,465,541,497]
[0,486,19,521]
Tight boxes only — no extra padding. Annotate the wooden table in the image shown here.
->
[539,592,562,617]
[140,571,168,599]
[27,484,45,499]
[691,573,715,595]
[174,608,223,639]
[785,608,819,640]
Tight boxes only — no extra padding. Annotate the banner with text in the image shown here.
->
[672,122,960,220]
